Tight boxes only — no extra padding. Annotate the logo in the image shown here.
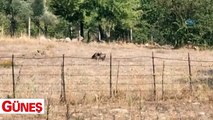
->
[0,99,44,114]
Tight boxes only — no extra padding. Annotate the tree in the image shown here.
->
[41,10,58,36]
[31,0,45,35]
[0,0,212,47]
[137,0,213,47]
[50,0,140,41]
[110,0,140,41]
[159,0,213,47]
[50,0,84,38]
[82,0,140,41]
[0,0,32,36]
[17,0,32,35]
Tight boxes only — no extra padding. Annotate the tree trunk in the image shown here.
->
[26,18,31,37]
[130,28,133,42]
[98,24,104,41]
[28,17,31,37]
[127,30,129,42]
[87,29,90,43]
[80,21,84,37]
[1,24,4,36]
[10,15,16,37]
[26,22,28,36]
[70,26,73,40]
[122,33,125,43]
[68,24,71,39]
[98,31,101,41]
[44,24,48,37]
[32,19,44,36]
[37,21,40,36]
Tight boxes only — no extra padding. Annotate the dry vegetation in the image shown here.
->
[0,36,213,120]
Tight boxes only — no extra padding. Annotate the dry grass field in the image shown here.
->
[0,36,213,120]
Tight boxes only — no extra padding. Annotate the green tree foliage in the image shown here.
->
[0,0,212,48]
[50,0,140,41]
[137,0,213,47]
[0,0,32,36]
[50,0,83,38]
[31,0,45,34]
[41,10,58,36]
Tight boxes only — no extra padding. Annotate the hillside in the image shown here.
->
[0,37,213,119]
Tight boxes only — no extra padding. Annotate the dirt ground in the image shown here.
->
[0,37,213,120]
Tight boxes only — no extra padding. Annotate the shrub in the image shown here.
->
[0,60,13,68]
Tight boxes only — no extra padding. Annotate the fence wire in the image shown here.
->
[0,53,213,101]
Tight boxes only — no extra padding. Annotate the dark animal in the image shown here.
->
[91,52,106,61]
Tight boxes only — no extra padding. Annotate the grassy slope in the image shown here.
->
[0,37,213,119]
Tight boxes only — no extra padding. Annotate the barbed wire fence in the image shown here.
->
[1,52,213,101]
[1,52,213,119]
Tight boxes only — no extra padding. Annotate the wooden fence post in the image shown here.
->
[110,53,112,98]
[152,52,156,101]
[12,54,15,98]
[115,61,120,96]
[46,98,50,120]
[66,104,70,120]
[60,54,66,103]
[162,61,165,100]
[113,115,116,120]
[188,53,192,92]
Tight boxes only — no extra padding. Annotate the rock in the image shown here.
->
[192,102,200,105]
[65,37,71,42]
[110,108,128,114]
[78,36,84,41]
[193,46,200,51]
[199,112,205,115]
[145,43,149,47]
[39,35,49,41]
[71,38,79,42]
[98,40,105,43]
